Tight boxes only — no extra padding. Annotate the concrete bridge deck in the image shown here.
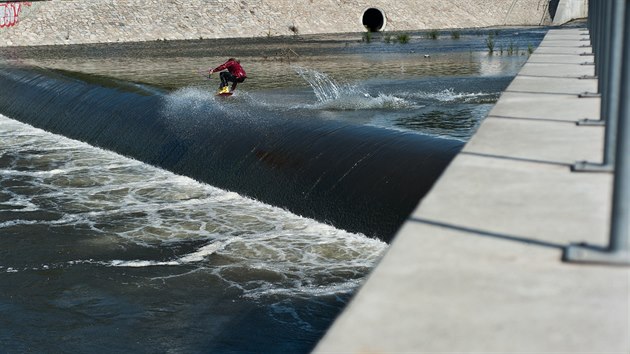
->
[314,27,630,353]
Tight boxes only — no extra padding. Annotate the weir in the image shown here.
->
[0,65,463,242]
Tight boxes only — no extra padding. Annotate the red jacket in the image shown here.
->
[211,60,247,79]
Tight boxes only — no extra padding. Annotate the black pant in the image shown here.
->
[220,72,245,90]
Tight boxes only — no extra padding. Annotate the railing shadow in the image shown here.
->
[408,217,565,250]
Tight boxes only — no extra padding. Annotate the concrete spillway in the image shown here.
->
[0,65,462,242]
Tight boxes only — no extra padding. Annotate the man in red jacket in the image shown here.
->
[209,58,247,94]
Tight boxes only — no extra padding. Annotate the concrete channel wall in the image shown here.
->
[1,0,584,47]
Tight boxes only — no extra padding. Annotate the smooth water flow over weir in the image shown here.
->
[0,65,462,242]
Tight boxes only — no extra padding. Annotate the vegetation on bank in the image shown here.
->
[361,28,534,56]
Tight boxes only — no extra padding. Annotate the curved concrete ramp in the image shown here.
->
[0,65,462,242]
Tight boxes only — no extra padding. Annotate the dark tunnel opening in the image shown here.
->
[362,8,386,32]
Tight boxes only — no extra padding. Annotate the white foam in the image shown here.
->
[293,66,417,110]
[178,241,224,262]
[0,219,40,228]
[407,88,497,102]
[107,240,225,268]
[110,259,180,267]
[0,113,388,297]
[315,92,416,111]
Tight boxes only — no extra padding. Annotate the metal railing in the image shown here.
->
[563,0,630,266]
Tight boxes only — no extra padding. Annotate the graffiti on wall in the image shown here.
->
[0,2,32,28]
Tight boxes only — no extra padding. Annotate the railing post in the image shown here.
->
[578,0,603,98]
[564,0,630,266]
[573,0,625,172]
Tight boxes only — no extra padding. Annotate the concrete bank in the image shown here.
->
[314,27,629,353]
[0,0,586,47]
